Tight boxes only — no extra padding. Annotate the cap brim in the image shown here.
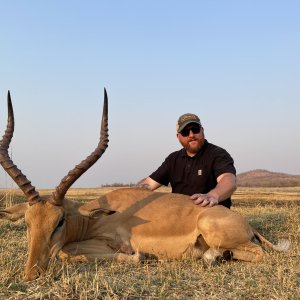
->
[177,121,201,133]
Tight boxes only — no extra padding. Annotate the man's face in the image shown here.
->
[177,123,205,156]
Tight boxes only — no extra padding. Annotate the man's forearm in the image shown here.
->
[208,173,237,202]
[136,177,162,191]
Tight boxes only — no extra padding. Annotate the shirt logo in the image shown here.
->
[198,169,202,176]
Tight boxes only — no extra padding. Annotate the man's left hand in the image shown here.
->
[190,193,219,207]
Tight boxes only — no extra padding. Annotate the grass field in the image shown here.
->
[0,187,299,299]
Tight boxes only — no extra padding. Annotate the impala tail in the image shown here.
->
[253,230,290,252]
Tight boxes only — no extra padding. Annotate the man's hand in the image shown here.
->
[191,173,236,207]
[190,193,219,207]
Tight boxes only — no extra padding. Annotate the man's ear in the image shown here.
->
[0,202,28,221]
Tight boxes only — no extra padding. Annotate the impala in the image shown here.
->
[0,90,290,281]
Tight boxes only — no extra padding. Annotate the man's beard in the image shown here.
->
[182,138,203,154]
[186,141,201,154]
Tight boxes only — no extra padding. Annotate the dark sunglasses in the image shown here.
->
[180,125,201,137]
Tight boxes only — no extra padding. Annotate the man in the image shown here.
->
[139,113,236,208]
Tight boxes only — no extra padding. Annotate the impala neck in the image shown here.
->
[65,215,91,243]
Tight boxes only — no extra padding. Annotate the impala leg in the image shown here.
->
[203,242,265,265]
[202,248,224,266]
[58,240,142,263]
[58,250,141,263]
[188,235,210,259]
[229,242,265,262]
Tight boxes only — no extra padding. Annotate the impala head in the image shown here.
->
[0,90,108,280]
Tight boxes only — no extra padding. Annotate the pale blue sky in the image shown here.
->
[0,1,299,188]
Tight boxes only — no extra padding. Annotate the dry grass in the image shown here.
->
[0,187,299,299]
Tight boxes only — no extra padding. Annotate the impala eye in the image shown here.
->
[54,214,65,233]
[57,218,65,228]
[52,215,65,238]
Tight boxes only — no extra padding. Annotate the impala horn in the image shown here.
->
[0,91,42,205]
[50,88,109,206]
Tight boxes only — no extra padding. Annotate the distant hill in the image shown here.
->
[236,169,300,187]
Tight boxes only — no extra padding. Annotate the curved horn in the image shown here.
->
[0,91,41,205]
[51,88,109,205]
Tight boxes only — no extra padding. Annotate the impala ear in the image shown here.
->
[0,202,28,221]
[79,206,116,218]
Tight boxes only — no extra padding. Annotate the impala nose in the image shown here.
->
[24,269,41,281]
[24,273,38,281]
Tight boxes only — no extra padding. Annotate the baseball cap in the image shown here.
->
[176,113,201,133]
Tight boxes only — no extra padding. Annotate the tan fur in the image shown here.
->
[0,91,290,281]
[0,187,290,281]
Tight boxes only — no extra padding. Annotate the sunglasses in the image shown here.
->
[180,125,201,137]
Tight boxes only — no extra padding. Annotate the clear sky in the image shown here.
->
[0,1,299,188]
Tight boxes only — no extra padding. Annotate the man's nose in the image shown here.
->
[188,129,194,137]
